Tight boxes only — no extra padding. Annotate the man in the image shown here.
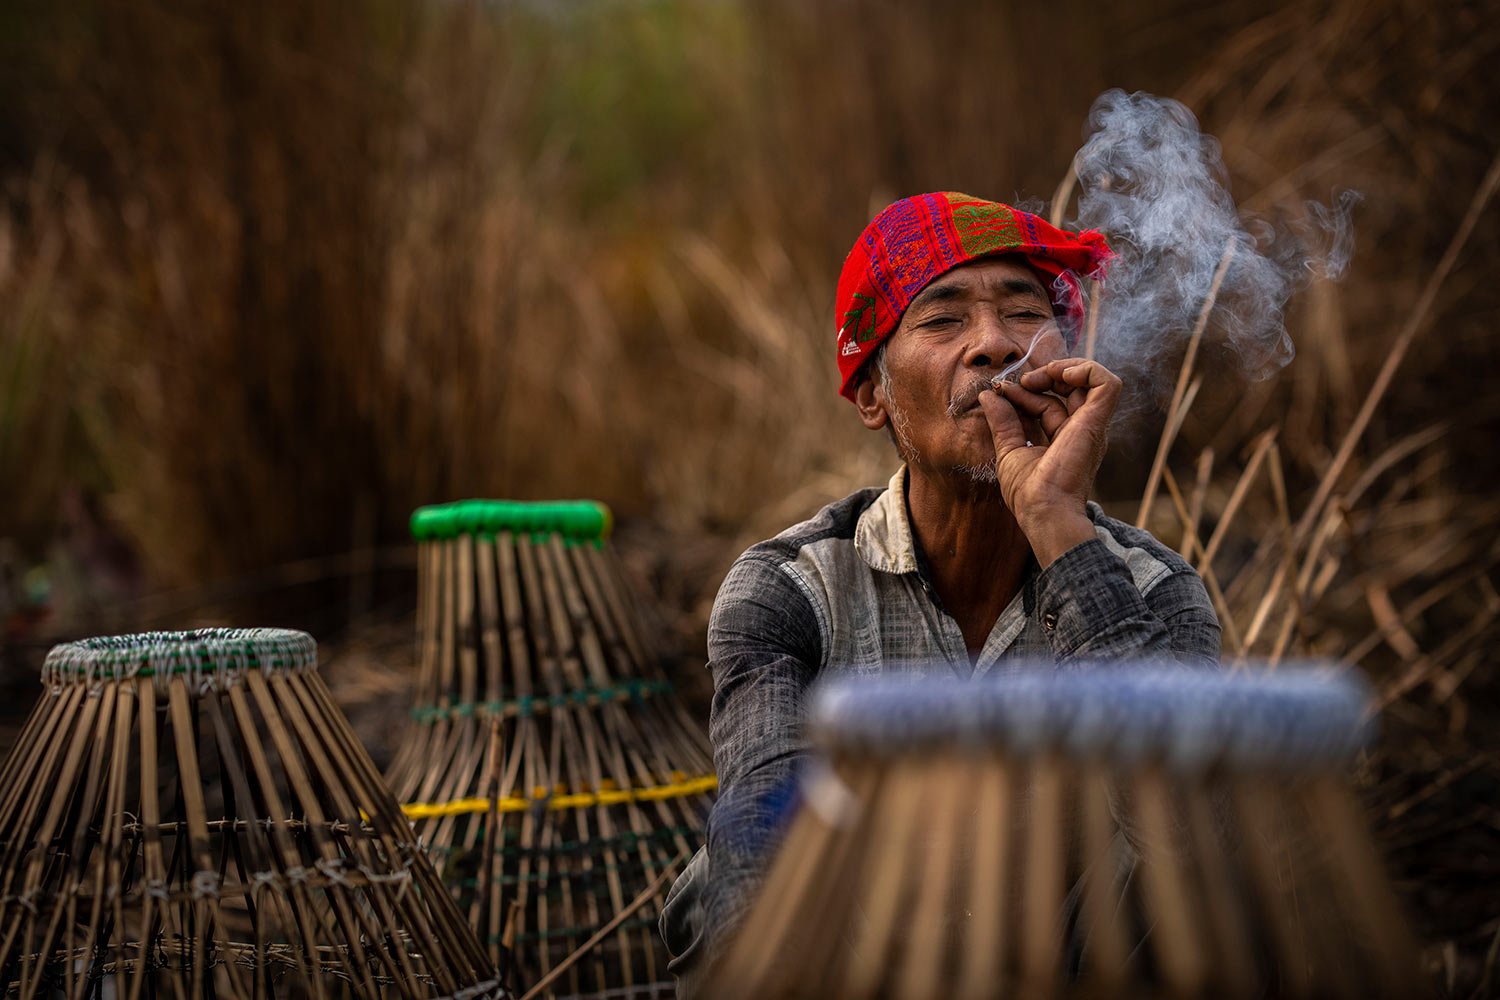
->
[661,192,1220,990]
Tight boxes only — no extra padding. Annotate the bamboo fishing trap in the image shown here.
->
[710,663,1423,1000]
[385,500,715,998]
[0,627,505,999]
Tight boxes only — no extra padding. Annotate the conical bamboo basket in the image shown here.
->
[385,500,714,998]
[710,663,1424,1000]
[0,627,505,999]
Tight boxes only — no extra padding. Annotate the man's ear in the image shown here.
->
[853,373,889,431]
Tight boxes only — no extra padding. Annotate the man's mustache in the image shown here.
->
[946,377,1000,418]
[946,329,1050,418]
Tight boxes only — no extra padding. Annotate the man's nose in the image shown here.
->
[963,314,1027,371]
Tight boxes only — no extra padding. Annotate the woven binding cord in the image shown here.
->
[42,627,317,693]
[409,679,674,724]
[510,916,661,945]
[428,824,701,857]
[401,773,718,819]
[124,952,501,999]
[459,857,678,890]
[442,980,506,1000]
[87,857,418,904]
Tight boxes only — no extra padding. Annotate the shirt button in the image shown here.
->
[1042,613,1058,631]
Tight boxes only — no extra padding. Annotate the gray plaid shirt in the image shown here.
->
[661,467,1220,984]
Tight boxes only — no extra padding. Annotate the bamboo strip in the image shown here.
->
[1137,241,1238,529]
[1291,150,1500,553]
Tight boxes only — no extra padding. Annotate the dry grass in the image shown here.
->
[0,0,1497,992]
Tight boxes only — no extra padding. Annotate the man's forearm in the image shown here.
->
[1020,507,1097,568]
[1035,537,1220,665]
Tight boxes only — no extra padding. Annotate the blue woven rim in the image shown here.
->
[811,662,1373,769]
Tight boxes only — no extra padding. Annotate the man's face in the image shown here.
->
[861,256,1066,479]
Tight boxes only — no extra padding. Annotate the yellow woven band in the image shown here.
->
[400,773,719,819]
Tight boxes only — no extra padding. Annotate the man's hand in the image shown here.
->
[976,357,1123,566]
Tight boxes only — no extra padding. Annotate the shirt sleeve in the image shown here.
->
[1033,529,1221,668]
[700,554,823,960]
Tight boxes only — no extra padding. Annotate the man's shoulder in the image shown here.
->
[736,485,887,570]
[707,485,887,656]
[1084,502,1199,592]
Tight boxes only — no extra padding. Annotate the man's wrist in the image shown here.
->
[1018,506,1095,567]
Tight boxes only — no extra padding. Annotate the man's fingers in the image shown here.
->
[996,382,1067,438]
[1022,357,1120,389]
[1018,358,1122,411]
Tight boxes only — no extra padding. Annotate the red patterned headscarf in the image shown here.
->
[835,192,1112,400]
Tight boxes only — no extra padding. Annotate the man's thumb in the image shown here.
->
[977,390,1028,457]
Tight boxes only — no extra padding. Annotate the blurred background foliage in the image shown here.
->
[0,0,1498,989]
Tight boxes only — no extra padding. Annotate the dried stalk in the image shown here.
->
[1137,240,1238,529]
[1180,448,1215,559]
[1199,429,1278,571]
[1162,466,1245,655]
[1239,442,1297,652]
[1344,562,1497,666]
[1083,277,1102,361]
[1048,163,1078,228]
[1160,465,1205,563]
[1292,150,1500,552]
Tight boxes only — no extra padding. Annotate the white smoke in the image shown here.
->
[1067,89,1358,424]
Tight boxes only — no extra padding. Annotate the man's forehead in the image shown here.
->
[907,258,1049,309]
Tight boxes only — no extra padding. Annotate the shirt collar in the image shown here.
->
[855,465,919,575]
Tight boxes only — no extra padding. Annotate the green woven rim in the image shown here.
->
[43,628,317,685]
[409,499,613,543]
[408,678,674,724]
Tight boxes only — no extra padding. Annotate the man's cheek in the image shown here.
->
[1036,327,1068,364]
